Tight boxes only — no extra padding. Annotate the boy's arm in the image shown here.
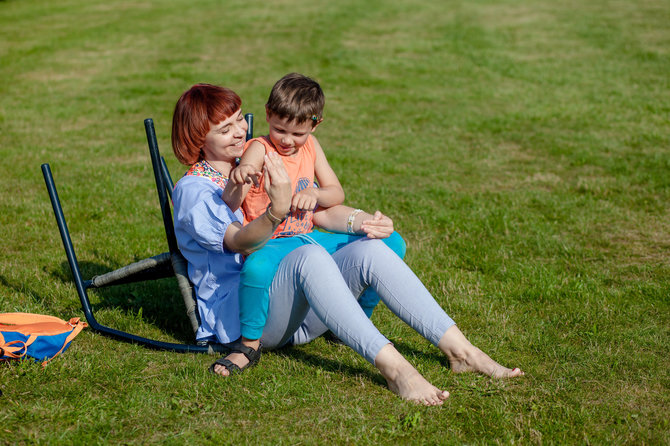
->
[224,153,292,255]
[222,141,265,211]
[291,135,344,212]
[313,205,394,239]
[312,136,345,207]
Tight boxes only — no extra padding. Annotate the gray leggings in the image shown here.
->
[260,237,456,364]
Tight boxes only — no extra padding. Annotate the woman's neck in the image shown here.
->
[204,159,235,177]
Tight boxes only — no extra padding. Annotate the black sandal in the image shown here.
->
[209,341,262,375]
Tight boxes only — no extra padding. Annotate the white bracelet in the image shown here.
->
[265,205,286,226]
[347,209,363,234]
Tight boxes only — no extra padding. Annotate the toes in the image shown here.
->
[421,389,449,406]
[434,390,449,404]
[495,367,524,378]
[213,364,230,376]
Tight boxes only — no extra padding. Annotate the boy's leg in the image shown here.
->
[239,237,307,340]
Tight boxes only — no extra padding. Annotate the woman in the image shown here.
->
[171,84,523,406]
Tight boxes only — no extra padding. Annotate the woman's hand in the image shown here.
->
[360,211,394,239]
[223,153,292,255]
[263,152,291,217]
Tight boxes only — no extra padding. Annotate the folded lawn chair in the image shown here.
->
[41,114,254,353]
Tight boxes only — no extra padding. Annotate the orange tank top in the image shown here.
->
[242,135,316,237]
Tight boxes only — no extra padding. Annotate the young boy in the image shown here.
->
[227,72,343,233]
[225,73,405,356]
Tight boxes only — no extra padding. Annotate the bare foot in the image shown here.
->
[212,338,260,376]
[438,326,524,378]
[375,344,450,405]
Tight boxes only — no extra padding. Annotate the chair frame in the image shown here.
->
[40,114,253,353]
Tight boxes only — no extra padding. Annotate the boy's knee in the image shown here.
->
[241,252,281,288]
[383,231,406,259]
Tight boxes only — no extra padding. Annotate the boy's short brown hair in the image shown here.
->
[265,73,324,126]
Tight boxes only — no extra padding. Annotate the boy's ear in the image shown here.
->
[265,106,271,122]
[311,118,323,132]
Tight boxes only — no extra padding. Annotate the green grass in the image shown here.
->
[1,0,668,443]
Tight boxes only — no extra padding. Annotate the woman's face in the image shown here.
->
[202,109,248,163]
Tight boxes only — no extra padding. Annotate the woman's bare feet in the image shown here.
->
[438,326,524,378]
[375,344,450,405]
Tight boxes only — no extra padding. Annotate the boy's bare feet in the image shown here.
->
[375,344,450,405]
[438,326,524,378]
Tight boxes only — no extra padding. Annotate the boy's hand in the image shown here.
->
[291,187,319,212]
[360,211,394,239]
[230,163,262,186]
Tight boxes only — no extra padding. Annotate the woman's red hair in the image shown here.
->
[171,84,242,165]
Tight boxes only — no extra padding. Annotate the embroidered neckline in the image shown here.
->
[184,160,229,189]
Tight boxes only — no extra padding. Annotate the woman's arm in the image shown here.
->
[312,205,395,239]
[224,153,291,255]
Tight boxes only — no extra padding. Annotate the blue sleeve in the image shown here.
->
[173,176,242,254]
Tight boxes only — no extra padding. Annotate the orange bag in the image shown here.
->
[0,313,87,366]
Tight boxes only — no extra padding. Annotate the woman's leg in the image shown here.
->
[358,231,406,316]
[214,243,378,374]
[231,230,403,366]
[261,244,449,405]
[239,237,308,340]
[330,238,524,378]
[306,230,407,317]
[261,245,388,358]
[289,230,407,345]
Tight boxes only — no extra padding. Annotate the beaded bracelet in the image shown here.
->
[347,209,363,234]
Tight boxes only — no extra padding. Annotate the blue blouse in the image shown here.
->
[172,174,244,344]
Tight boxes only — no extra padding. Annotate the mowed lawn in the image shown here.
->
[0,0,668,444]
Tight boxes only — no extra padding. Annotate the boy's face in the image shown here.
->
[266,112,316,156]
[202,109,248,162]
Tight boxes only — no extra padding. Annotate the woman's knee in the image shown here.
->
[284,244,335,273]
[291,244,330,260]
[360,238,396,260]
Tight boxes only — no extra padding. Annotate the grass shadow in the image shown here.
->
[323,331,451,369]
[272,343,386,387]
[0,274,52,309]
[390,338,450,369]
[50,257,193,343]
